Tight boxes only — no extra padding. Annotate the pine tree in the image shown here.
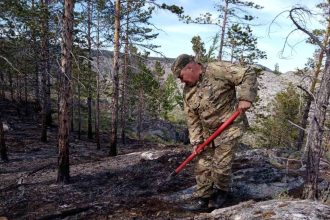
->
[40,0,51,142]
[191,35,207,63]
[110,0,121,156]
[181,0,263,61]
[227,24,266,64]
[57,0,74,183]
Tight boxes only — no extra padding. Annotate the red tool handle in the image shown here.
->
[174,110,240,174]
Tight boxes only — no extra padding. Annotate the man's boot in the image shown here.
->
[181,197,210,212]
[210,189,228,209]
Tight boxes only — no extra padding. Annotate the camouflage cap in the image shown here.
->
[171,54,194,78]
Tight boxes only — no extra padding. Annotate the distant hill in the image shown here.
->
[94,50,310,125]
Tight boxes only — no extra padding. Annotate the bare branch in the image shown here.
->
[297,85,316,101]
[289,7,325,51]
[288,120,307,131]
[278,28,299,58]
[0,55,23,76]
[268,10,290,38]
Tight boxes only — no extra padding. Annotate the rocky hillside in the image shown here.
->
[145,57,310,125]
[94,52,314,142]
[248,70,310,124]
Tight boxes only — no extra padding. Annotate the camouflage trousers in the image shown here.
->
[193,124,242,198]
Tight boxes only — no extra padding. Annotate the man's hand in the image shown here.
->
[192,145,198,155]
[237,100,252,113]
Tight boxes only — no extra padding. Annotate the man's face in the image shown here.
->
[178,62,201,86]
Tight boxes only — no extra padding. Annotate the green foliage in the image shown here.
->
[128,49,182,123]
[181,0,263,25]
[274,63,281,75]
[191,35,207,63]
[160,4,184,15]
[254,84,303,148]
[180,0,263,60]
[159,74,182,120]
[227,24,267,64]
[190,34,219,63]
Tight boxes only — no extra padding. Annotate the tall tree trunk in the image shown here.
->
[8,69,14,101]
[16,71,22,103]
[57,0,74,183]
[296,22,330,150]
[87,0,93,139]
[32,0,40,107]
[46,24,52,126]
[24,70,28,116]
[303,47,330,199]
[0,70,4,100]
[16,70,21,117]
[218,0,229,61]
[46,63,52,126]
[110,0,121,156]
[41,0,50,142]
[137,88,143,141]
[0,119,8,162]
[121,0,130,145]
[95,8,101,150]
[78,63,81,140]
[71,92,74,132]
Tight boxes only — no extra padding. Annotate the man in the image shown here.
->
[171,54,258,212]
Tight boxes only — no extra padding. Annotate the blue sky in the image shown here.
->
[149,0,323,73]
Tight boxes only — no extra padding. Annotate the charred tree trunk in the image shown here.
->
[121,0,130,145]
[71,93,74,132]
[78,62,81,140]
[218,0,229,61]
[46,67,52,126]
[110,0,121,156]
[32,0,40,107]
[87,0,93,140]
[137,88,143,141]
[303,50,330,199]
[16,71,22,103]
[296,21,330,150]
[16,70,22,116]
[41,0,50,142]
[57,0,74,183]
[8,69,14,101]
[24,70,28,116]
[95,8,101,150]
[0,70,5,100]
[0,119,8,162]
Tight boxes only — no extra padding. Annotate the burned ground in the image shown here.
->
[0,100,199,219]
[2,100,329,219]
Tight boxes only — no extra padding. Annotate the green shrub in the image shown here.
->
[254,84,303,148]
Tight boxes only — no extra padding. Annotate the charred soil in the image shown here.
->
[0,100,198,219]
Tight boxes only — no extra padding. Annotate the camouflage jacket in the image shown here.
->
[183,61,258,145]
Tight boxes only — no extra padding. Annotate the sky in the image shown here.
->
[149,0,324,73]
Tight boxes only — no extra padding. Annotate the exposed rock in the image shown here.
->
[2,123,9,131]
[232,149,305,200]
[141,151,164,160]
[189,199,330,220]
[161,149,330,206]
[247,70,310,125]
[130,118,189,143]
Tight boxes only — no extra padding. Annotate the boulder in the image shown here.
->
[191,199,330,220]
